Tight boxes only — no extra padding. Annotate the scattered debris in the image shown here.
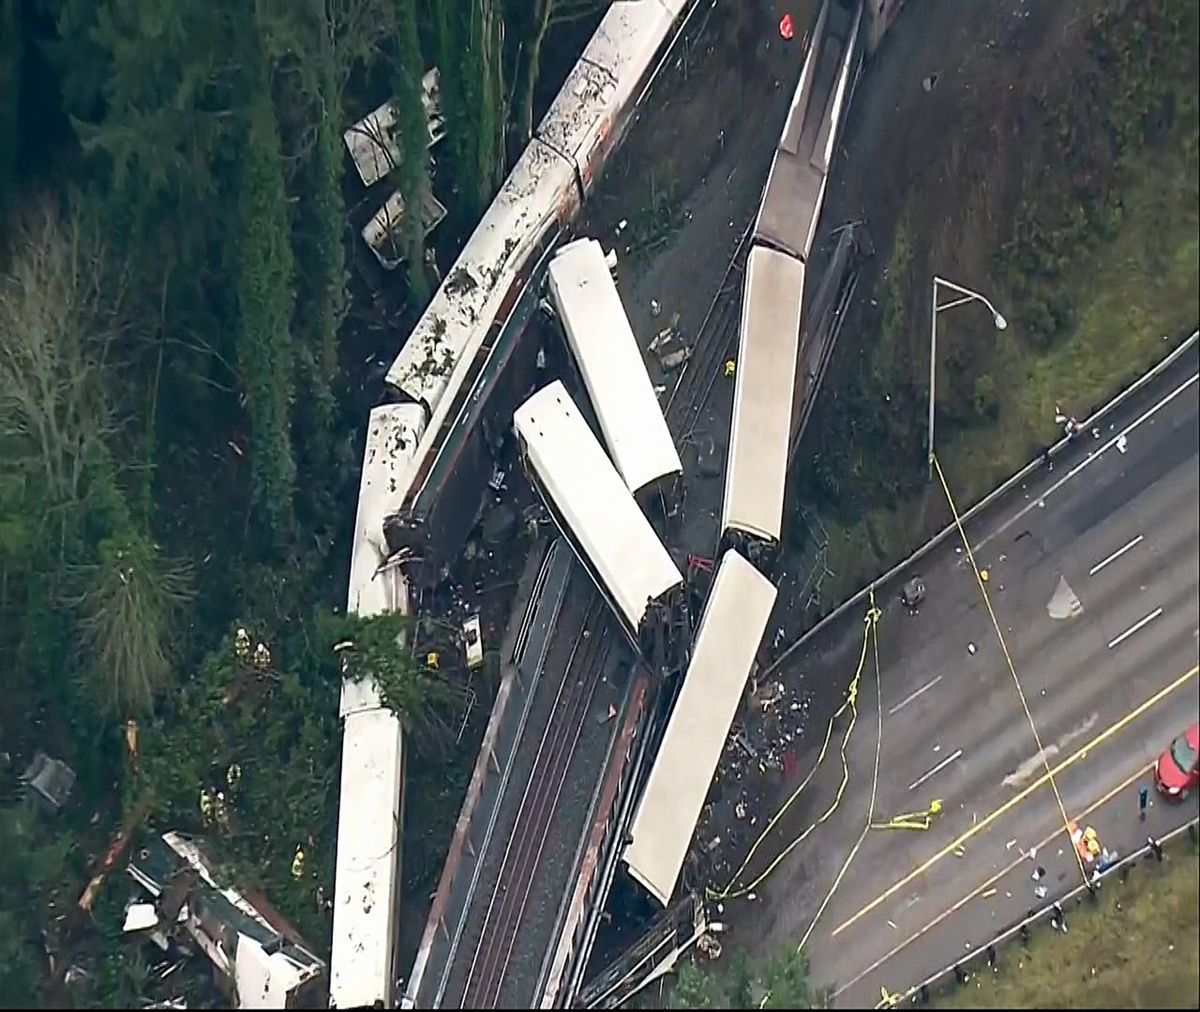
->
[20,752,76,813]
[461,614,484,670]
[901,576,926,613]
[127,832,326,1009]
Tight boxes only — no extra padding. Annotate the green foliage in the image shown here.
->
[672,959,718,1009]
[70,531,194,716]
[793,216,925,524]
[669,947,827,1009]
[293,43,345,464]
[51,0,242,204]
[0,804,78,1007]
[236,85,298,543]
[996,0,1199,347]
[328,610,459,746]
[431,0,507,217]
[392,0,433,301]
[0,0,19,231]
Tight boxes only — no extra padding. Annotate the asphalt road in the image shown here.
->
[726,343,1200,1006]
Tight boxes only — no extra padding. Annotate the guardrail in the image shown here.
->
[891,816,1200,1008]
[765,326,1200,677]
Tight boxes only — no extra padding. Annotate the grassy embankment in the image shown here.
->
[937,847,1199,1008]
[823,143,1198,596]
[791,0,1199,603]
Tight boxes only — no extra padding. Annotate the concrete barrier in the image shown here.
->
[766,327,1200,676]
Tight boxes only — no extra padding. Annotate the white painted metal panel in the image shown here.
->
[333,403,417,1009]
[330,707,404,1010]
[385,138,577,409]
[342,403,425,715]
[514,381,682,634]
[537,1,671,178]
[623,551,777,906]
[548,238,681,494]
[343,69,445,188]
[722,247,805,546]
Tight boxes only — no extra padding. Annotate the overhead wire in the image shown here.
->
[931,451,1089,888]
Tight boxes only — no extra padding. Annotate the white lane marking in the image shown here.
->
[1108,607,1164,649]
[887,675,943,716]
[975,371,1199,553]
[1090,534,1145,576]
[907,748,963,791]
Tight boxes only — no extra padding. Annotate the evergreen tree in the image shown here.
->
[0,0,20,233]
[392,0,433,301]
[431,0,506,218]
[235,83,298,543]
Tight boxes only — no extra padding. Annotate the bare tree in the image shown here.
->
[0,202,122,509]
[512,0,610,148]
[0,203,193,715]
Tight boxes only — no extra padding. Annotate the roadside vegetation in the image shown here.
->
[0,0,607,1006]
[935,846,1200,1009]
[666,946,827,1009]
[790,0,1199,601]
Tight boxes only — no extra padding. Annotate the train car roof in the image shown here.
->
[722,246,805,545]
[514,380,682,634]
[548,238,681,494]
[623,550,777,906]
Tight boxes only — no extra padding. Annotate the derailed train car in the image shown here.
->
[333,5,703,1007]
[546,237,682,511]
[719,0,864,574]
[513,381,685,670]
[377,0,698,590]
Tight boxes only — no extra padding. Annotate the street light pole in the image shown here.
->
[927,275,1007,478]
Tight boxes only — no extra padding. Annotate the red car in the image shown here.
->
[1154,722,1200,800]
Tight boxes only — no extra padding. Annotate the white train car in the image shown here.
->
[333,4,702,1006]
[755,0,863,262]
[547,237,681,498]
[330,403,424,1010]
[721,246,805,567]
[623,550,778,906]
[385,0,696,417]
[513,381,683,647]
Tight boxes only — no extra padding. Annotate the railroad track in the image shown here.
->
[669,223,753,436]
[458,588,612,1008]
[452,214,757,1010]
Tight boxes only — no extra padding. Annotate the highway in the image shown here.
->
[721,341,1200,1006]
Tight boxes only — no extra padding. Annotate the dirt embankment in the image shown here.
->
[786,0,1198,601]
